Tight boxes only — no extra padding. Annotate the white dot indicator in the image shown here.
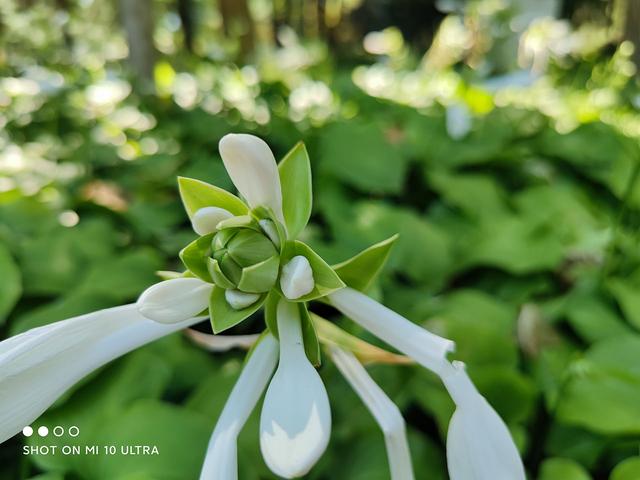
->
[22,426,33,437]
[37,426,49,437]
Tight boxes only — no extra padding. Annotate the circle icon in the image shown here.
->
[37,426,49,437]
[22,426,33,437]
[53,426,64,437]
[68,426,80,437]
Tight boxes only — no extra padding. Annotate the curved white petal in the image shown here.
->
[137,278,212,324]
[280,255,314,300]
[200,334,278,480]
[185,330,259,352]
[224,289,260,310]
[260,300,331,478]
[329,288,455,374]
[329,346,414,480]
[0,304,203,443]
[192,206,233,235]
[218,134,285,225]
[442,361,526,480]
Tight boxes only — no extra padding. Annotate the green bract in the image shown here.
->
[176,139,400,364]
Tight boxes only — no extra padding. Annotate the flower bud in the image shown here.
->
[209,227,280,294]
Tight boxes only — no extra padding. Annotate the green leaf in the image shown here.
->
[556,334,640,434]
[178,177,248,219]
[237,255,280,293]
[278,141,312,239]
[0,243,21,324]
[332,234,398,292]
[611,457,640,480]
[179,234,214,282]
[607,279,640,330]
[300,303,321,366]
[538,458,591,480]
[278,240,345,302]
[209,286,266,333]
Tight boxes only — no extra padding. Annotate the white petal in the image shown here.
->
[185,330,259,352]
[280,255,315,300]
[260,300,331,478]
[200,335,278,480]
[259,219,280,248]
[442,361,526,480]
[329,346,414,480]
[218,133,285,225]
[225,289,261,310]
[329,288,455,374]
[0,304,202,443]
[191,206,233,235]
[137,278,212,324]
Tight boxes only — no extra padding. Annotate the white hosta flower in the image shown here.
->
[441,361,526,480]
[329,346,414,480]
[191,206,233,235]
[224,289,261,310]
[137,278,212,324]
[280,255,314,300]
[0,305,202,443]
[219,133,285,225]
[329,287,455,374]
[260,300,331,478]
[200,335,278,480]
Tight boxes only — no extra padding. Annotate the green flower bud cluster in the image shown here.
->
[208,225,280,294]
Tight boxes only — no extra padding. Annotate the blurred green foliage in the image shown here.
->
[2,0,640,479]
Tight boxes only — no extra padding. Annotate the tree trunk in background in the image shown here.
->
[119,0,156,89]
[623,0,640,70]
[219,0,255,60]
[178,0,196,53]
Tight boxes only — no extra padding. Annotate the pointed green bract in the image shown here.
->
[227,230,277,267]
[216,214,260,232]
[178,177,248,219]
[237,255,280,293]
[300,303,321,366]
[264,290,280,338]
[208,258,236,289]
[332,234,399,292]
[209,286,266,333]
[179,233,215,282]
[278,240,345,302]
[278,142,312,239]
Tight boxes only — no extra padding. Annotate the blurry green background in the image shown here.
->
[2,0,640,478]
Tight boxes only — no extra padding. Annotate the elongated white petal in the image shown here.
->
[441,361,526,480]
[185,330,259,352]
[200,334,278,480]
[260,300,331,478]
[280,255,314,300]
[329,346,414,480]
[329,288,455,374]
[192,206,233,235]
[0,305,203,443]
[218,133,285,224]
[137,278,212,324]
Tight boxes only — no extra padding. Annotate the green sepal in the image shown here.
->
[178,177,248,218]
[332,234,399,292]
[218,253,242,285]
[278,240,346,302]
[216,215,260,232]
[212,229,237,250]
[179,233,215,282]
[208,258,236,289]
[237,255,280,293]
[227,230,277,267]
[300,302,321,367]
[278,142,312,239]
[264,290,280,337]
[252,206,288,248]
[209,286,266,333]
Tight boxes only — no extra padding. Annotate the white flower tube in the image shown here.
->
[219,133,285,225]
[441,361,526,480]
[329,288,455,374]
[329,346,415,480]
[200,334,278,480]
[137,278,212,324]
[0,304,203,443]
[260,300,331,478]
